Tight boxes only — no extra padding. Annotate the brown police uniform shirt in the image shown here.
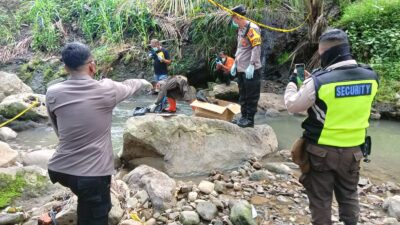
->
[46,75,144,176]
[235,22,262,72]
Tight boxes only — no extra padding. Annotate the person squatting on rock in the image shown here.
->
[148,75,196,113]
[149,38,172,82]
[215,51,235,86]
[45,42,152,225]
[230,5,262,128]
[284,29,379,225]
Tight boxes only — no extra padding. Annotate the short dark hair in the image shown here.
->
[319,29,349,44]
[61,42,91,70]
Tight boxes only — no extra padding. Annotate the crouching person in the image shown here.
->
[149,75,196,113]
[46,42,152,225]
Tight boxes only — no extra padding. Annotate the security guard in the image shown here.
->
[284,29,379,225]
[230,5,262,128]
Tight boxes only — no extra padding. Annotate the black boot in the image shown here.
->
[237,115,254,128]
[231,116,245,125]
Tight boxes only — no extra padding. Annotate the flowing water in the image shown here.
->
[9,95,400,184]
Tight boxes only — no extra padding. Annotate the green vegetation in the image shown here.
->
[337,0,400,103]
[0,174,27,208]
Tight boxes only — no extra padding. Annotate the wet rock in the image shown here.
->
[123,165,176,210]
[210,82,239,101]
[257,93,286,113]
[0,127,17,141]
[0,212,25,225]
[196,202,218,221]
[264,163,292,175]
[0,71,33,102]
[0,93,47,122]
[229,200,256,225]
[0,141,18,167]
[383,196,400,220]
[198,180,215,194]
[21,150,55,169]
[121,115,278,176]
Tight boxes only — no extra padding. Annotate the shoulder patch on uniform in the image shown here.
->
[247,28,261,47]
[335,83,372,98]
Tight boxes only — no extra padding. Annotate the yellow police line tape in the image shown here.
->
[0,97,39,128]
[207,0,311,33]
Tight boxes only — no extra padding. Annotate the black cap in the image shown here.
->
[231,5,246,16]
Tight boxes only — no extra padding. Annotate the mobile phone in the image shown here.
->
[295,63,305,82]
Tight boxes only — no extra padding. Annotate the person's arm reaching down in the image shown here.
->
[284,78,316,113]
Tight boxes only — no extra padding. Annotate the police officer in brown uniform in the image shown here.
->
[285,29,379,225]
[230,5,262,128]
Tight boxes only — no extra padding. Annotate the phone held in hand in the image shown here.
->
[295,63,305,86]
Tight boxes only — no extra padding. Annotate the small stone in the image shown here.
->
[214,181,225,193]
[249,170,270,181]
[120,220,143,225]
[252,162,262,170]
[383,195,400,220]
[0,127,17,141]
[382,217,399,225]
[196,202,218,221]
[233,183,242,191]
[231,171,239,177]
[158,216,168,223]
[226,183,234,189]
[180,211,200,225]
[146,218,157,225]
[153,212,161,219]
[182,206,193,211]
[264,163,292,175]
[277,195,290,204]
[198,181,215,194]
[210,196,224,209]
[188,192,198,202]
[256,186,264,194]
[238,169,247,176]
[229,200,256,225]
[169,212,180,220]
[358,177,370,186]
[180,185,192,194]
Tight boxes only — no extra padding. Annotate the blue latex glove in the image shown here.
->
[230,63,237,76]
[245,64,255,79]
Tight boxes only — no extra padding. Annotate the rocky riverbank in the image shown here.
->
[1,152,400,225]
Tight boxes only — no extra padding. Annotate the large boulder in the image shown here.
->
[384,196,400,220]
[121,115,278,176]
[123,165,177,211]
[21,150,55,169]
[0,141,18,167]
[0,93,47,122]
[209,82,239,101]
[0,71,33,102]
[0,127,17,141]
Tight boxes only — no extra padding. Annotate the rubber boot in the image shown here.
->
[165,98,177,113]
[231,113,246,124]
[237,115,254,128]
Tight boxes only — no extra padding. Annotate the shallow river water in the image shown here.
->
[10,95,400,184]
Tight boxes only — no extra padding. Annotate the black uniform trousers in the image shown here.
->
[237,69,261,118]
[48,170,112,225]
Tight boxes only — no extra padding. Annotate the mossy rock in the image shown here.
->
[0,166,50,209]
[0,93,47,121]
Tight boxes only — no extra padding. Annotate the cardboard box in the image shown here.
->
[190,99,241,121]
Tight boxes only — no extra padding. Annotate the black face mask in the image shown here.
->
[320,43,353,68]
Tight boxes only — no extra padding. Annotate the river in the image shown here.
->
[9,95,400,184]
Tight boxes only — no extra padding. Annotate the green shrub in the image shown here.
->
[337,0,400,102]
